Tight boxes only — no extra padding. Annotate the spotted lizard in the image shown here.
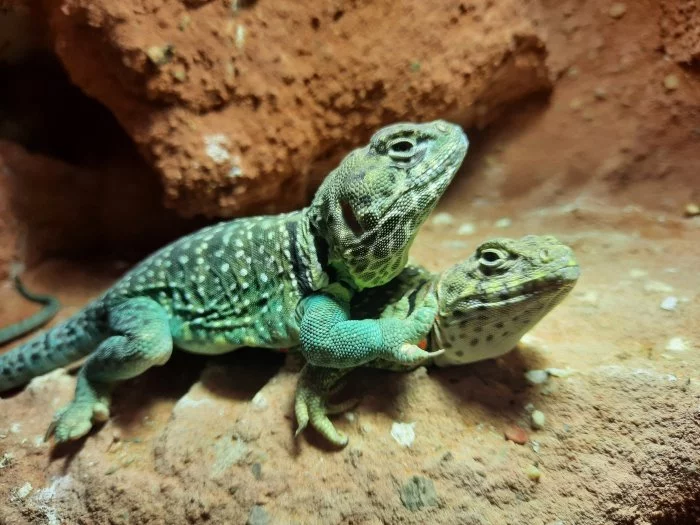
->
[294,235,580,446]
[0,121,468,443]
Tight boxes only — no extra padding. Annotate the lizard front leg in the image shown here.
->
[298,293,443,369]
[46,297,173,443]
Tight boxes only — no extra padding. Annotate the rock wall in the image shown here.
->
[42,0,551,217]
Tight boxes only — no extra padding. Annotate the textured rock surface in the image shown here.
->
[1,0,700,523]
[42,0,551,217]
[0,209,698,524]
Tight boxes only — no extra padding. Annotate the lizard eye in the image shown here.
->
[479,248,507,269]
[388,138,416,162]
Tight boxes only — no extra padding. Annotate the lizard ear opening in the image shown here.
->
[341,200,364,236]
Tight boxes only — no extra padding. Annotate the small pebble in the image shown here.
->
[546,367,576,378]
[608,3,627,19]
[494,217,512,228]
[569,98,584,111]
[644,281,674,294]
[663,74,680,91]
[531,410,546,430]
[594,86,608,100]
[665,337,689,352]
[629,268,647,279]
[685,203,700,217]
[15,482,32,500]
[431,212,454,226]
[399,476,439,511]
[577,290,600,305]
[251,392,268,411]
[525,465,541,482]
[525,369,549,385]
[660,296,678,311]
[505,425,528,445]
[391,422,416,447]
[247,505,270,525]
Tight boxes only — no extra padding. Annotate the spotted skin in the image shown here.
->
[294,235,580,446]
[0,121,468,444]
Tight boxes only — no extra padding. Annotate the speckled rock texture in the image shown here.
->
[1,0,700,523]
[41,0,551,217]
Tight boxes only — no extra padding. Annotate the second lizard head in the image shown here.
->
[310,120,468,290]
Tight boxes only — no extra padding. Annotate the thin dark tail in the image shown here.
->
[0,301,107,392]
[0,277,61,345]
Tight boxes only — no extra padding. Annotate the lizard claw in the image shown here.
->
[45,396,110,444]
[393,343,443,365]
[294,366,354,447]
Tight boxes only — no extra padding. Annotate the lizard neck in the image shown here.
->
[298,208,332,293]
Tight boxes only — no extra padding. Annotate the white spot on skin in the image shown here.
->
[240,268,248,277]
[390,421,416,447]
[221,263,230,272]
[260,273,268,283]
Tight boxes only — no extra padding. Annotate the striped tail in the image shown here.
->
[0,301,107,392]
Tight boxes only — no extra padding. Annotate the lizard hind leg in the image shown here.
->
[294,364,358,448]
[46,297,173,444]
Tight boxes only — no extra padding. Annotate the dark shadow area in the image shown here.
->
[343,346,544,426]
[0,51,209,268]
[648,491,700,525]
[0,52,125,166]
[108,348,286,436]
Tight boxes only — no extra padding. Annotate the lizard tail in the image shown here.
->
[0,301,107,392]
[0,276,61,345]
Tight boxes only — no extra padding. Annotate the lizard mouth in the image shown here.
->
[443,263,580,315]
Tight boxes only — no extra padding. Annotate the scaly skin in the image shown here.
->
[294,235,580,446]
[0,121,468,444]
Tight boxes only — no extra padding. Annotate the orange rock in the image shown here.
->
[505,425,529,445]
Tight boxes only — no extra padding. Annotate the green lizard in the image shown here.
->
[294,235,580,446]
[0,121,468,443]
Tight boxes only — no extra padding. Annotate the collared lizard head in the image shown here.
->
[433,235,580,366]
[309,120,468,289]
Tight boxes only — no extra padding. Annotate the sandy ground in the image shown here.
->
[0,196,698,525]
[1,0,699,523]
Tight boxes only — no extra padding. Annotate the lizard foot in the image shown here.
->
[294,366,359,448]
[45,396,110,443]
